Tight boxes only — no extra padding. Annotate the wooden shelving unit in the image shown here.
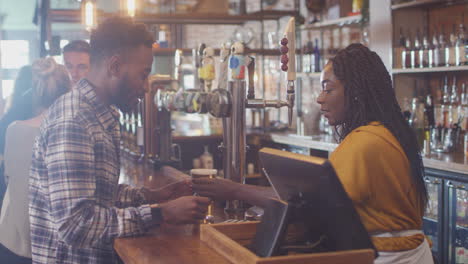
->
[152,48,283,56]
[392,65,468,74]
[49,9,298,25]
[301,14,362,30]
[391,0,467,10]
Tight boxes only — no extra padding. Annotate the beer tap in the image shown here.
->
[217,43,231,91]
[196,43,206,91]
[153,18,297,218]
[200,47,216,92]
[244,17,296,126]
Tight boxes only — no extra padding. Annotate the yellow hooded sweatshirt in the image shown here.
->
[329,122,426,252]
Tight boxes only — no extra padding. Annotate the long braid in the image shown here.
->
[331,43,428,209]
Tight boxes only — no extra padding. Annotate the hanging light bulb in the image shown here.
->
[81,0,96,31]
[127,0,136,17]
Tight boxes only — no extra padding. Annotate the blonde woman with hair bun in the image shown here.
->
[0,57,71,263]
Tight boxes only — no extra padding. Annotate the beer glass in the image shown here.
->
[190,169,217,224]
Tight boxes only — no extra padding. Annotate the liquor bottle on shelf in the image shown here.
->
[420,29,430,68]
[411,28,421,68]
[402,30,412,69]
[460,83,468,131]
[423,92,434,154]
[303,36,313,73]
[395,27,406,69]
[432,28,440,68]
[136,110,144,157]
[456,21,467,66]
[302,43,310,72]
[410,92,425,148]
[438,27,447,67]
[450,76,460,126]
[402,97,412,123]
[123,112,131,152]
[128,111,136,155]
[446,24,457,67]
[425,92,435,129]
[441,75,450,128]
[313,38,321,73]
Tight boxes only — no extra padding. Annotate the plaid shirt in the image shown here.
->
[29,79,153,264]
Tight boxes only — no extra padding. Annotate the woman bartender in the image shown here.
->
[193,43,433,264]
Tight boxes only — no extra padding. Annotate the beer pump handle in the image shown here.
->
[247,56,255,99]
[284,17,296,126]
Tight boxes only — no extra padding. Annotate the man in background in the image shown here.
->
[62,40,90,84]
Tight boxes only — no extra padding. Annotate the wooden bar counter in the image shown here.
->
[114,224,231,264]
[114,155,375,264]
[115,156,232,264]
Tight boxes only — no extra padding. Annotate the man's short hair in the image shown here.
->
[90,16,154,65]
[63,40,91,55]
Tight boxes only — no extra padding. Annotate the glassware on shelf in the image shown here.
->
[267,31,278,49]
[232,26,255,47]
[305,0,325,24]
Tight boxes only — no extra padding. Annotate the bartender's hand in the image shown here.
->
[142,180,192,203]
[159,196,210,224]
[192,177,240,201]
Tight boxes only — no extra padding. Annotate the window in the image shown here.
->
[1,80,14,100]
[0,40,29,69]
[52,39,71,64]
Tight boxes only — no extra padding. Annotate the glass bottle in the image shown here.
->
[456,22,467,66]
[446,24,457,66]
[395,27,406,69]
[459,83,467,131]
[313,38,321,73]
[302,43,310,73]
[438,27,447,67]
[432,29,440,67]
[442,76,450,128]
[411,28,421,68]
[402,30,412,69]
[420,29,430,68]
[450,76,459,126]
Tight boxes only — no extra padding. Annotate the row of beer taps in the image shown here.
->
[152,17,297,215]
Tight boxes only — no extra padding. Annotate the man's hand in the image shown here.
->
[159,196,211,224]
[143,180,192,203]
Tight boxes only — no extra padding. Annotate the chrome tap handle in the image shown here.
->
[287,80,295,126]
[284,17,296,127]
[247,56,255,99]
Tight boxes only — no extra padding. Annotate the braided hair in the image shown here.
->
[330,43,427,208]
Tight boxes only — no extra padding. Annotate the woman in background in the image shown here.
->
[0,66,33,212]
[0,57,71,263]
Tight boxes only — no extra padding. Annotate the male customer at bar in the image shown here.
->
[62,40,90,85]
[29,17,210,264]
[193,44,433,264]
